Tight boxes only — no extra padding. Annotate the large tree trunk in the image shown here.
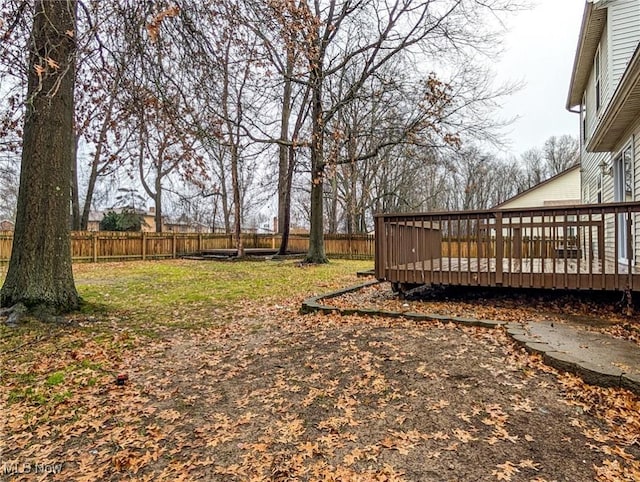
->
[277,146,295,256]
[220,174,231,234]
[305,75,328,264]
[307,160,327,263]
[1,0,79,314]
[276,55,293,255]
[230,144,244,257]
[279,71,310,256]
[277,58,292,236]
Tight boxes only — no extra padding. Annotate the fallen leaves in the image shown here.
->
[492,461,520,481]
[2,260,640,481]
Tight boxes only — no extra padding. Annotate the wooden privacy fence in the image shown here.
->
[375,202,640,292]
[0,232,376,263]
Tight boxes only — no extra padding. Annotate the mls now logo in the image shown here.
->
[2,461,64,475]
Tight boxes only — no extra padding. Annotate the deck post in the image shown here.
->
[495,212,504,285]
[374,216,385,279]
[627,212,633,289]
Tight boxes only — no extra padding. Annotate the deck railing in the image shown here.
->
[375,202,640,292]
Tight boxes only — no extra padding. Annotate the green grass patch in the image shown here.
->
[1,258,372,413]
[70,259,372,332]
[45,371,65,386]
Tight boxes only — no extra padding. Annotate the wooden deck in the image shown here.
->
[375,202,640,292]
[386,257,640,291]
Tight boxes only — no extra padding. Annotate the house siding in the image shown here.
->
[583,22,609,141]
[597,122,640,265]
[579,1,640,265]
[499,169,581,209]
[635,130,640,266]
[601,19,612,112]
[609,0,640,89]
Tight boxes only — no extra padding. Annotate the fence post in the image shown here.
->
[198,233,202,254]
[142,232,147,261]
[172,233,177,258]
[92,232,98,263]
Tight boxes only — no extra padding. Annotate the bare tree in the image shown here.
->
[543,134,579,176]
[517,135,579,193]
[267,0,521,263]
[73,2,136,230]
[519,147,547,192]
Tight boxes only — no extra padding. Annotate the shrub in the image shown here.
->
[99,208,144,232]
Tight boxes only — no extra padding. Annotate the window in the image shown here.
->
[613,146,633,202]
[623,145,633,200]
[595,45,601,111]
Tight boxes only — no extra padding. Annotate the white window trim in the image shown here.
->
[595,44,602,112]
[582,92,588,143]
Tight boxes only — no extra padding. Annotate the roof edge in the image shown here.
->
[566,3,607,110]
[586,43,640,152]
[494,164,581,209]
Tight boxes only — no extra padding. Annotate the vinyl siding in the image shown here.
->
[609,0,640,89]
[598,127,639,265]
[633,125,640,265]
[582,22,609,143]
[499,169,581,209]
[580,1,640,264]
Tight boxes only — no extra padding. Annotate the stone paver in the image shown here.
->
[522,320,640,393]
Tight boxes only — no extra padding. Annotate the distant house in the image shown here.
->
[86,211,103,232]
[567,0,640,262]
[0,220,14,231]
[165,215,210,233]
[494,165,582,243]
[495,165,581,210]
[87,208,159,232]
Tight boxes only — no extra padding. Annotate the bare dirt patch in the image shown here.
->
[2,262,639,481]
[6,311,639,481]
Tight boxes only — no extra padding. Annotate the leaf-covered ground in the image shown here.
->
[1,260,639,481]
[330,283,640,346]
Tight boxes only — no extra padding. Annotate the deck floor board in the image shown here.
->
[391,257,640,275]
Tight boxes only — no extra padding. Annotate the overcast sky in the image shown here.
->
[494,0,585,158]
